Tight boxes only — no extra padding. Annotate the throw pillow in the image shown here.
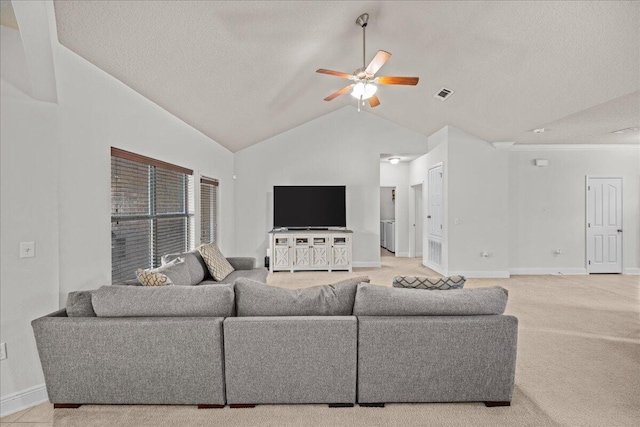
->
[197,242,235,281]
[393,275,466,290]
[161,251,208,285]
[136,257,187,286]
[66,290,96,317]
[234,276,370,316]
[353,283,509,316]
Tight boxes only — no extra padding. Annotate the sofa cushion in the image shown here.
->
[234,276,370,316]
[92,284,235,317]
[136,257,191,286]
[353,284,508,316]
[201,267,268,285]
[66,291,96,317]
[393,275,466,290]
[197,242,234,281]
[162,251,209,284]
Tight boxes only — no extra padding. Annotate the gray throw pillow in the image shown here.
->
[393,275,466,290]
[353,284,508,316]
[234,276,370,316]
[66,291,96,317]
[162,251,209,284]
[92,284,235,317]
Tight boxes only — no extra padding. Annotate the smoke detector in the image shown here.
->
[434,87,454,101]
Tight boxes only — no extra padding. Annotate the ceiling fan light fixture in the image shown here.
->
[389,157,401,164]
[351,82,377,99]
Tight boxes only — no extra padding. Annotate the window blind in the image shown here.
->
[200,177,219,245]
[111,148,194,282]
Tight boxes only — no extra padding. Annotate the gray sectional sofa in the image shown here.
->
[116,252,269,286]
[32,278,518,409]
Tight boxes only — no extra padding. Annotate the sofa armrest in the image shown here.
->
[32,315,226,405]
[226,257,256,270]
[357,315,518,404]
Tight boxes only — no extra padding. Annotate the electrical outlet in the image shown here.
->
[20,241,35,258]
[0,343,7,360]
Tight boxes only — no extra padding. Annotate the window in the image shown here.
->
[111,148,194,282]
[200,177,219,244]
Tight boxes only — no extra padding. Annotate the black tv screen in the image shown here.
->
[274,186,346,228]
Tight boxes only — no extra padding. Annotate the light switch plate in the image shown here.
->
[20,241,35,258]
[0,343,6,360]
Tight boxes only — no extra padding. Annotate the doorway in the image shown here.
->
[412,184,423,257]
[586,177,623,273]
[380,186,396,257]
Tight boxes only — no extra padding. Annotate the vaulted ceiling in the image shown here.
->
[53,1,639,151]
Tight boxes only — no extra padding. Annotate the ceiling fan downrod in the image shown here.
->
[356,13,369,112]
[356,13,369,69]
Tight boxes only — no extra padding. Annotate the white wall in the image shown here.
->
[0,27,32,96]
[55,47,236,302]
[409,126,510,278]
[1,23,235,403]
[233,107,429,267]
[380,162,412,256]
[410,127,449,273]
[508,148,640,274]
[0,87,59,400]
[447,127,510,277]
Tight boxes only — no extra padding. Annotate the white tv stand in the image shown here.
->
[269,229,353,273]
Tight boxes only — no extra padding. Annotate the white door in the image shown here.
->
[428,165,443,237]
[413,185,423,257]
[587,178,622,273]
[427,164,444,268]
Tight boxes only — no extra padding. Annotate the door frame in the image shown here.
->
[409,182,424,258]
[585,176,623,273]
[425,162,445,273]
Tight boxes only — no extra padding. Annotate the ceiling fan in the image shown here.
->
[316,13,419,110]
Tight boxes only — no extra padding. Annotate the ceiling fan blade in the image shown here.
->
[376,76,420,85]
[365,50,391,75]
[368,95,380,108]
[324,85,354,101]
[316,69,354,79]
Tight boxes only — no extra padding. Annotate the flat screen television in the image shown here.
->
[273,186,346,229]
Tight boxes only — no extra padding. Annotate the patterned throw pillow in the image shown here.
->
[136,257,184,286]
[392,275,466,290]
[197,242,235,281]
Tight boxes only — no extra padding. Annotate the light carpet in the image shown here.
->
[52,254,639,427]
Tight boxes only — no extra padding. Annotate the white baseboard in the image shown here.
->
[0,384,48,418]
[449,270,511,279]
[624,268,640,275]
[509,268,587,275]
[353,261,382,268]
[416,252,423,257]
[395,252,410,258]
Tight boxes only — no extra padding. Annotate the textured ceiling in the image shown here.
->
[0,1,18,30]
[53,1,640,151]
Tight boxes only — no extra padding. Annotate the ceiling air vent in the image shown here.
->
[434,87,454,101]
